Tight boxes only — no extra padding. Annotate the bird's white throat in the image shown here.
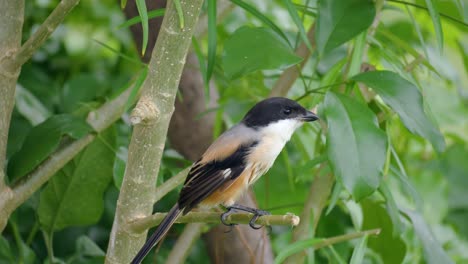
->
[260,119,303,142]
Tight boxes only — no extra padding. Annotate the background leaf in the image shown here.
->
[315,0,375,55]
[222,27,302,79]
[323,92,387,200]
[362,200,406,264]
[424,0,444,52]
[7,114,93,181]
[351,70,445,152]
[38,127,115,231]
[403,209,454,264]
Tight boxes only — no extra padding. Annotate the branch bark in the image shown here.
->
[0,0,24,194]
[130,212,300,233]
[105,0,204,263]
[0,86,132,232]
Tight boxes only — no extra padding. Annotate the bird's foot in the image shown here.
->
[220,204,271,230]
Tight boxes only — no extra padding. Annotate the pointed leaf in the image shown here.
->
[424,0,444,52]
[323,92,387,200]
[351,70,445,152]
[223,27,302,79]
[8,114,94,180]
[38,128,115,231]
[316,0,375,54]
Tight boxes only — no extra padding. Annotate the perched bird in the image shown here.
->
[131,97,318,264]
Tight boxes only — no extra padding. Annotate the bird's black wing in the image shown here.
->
[178,141,258,214]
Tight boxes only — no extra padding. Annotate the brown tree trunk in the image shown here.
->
[123,1,274,263]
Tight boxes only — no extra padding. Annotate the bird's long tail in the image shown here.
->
[131,204,182,264]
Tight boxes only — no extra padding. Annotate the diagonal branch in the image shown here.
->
[0,86,132,232]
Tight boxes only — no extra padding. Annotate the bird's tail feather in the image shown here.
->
[131,204,182,264]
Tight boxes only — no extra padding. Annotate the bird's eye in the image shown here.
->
[283,107,292,115]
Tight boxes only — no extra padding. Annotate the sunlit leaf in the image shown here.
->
[350,236,367,264]
[274,238,323,264]
[403,209,454,264]
[323,92,387,200]
[15,84,51,125]
[135,0,149,55]
[38,128,115,231]
[223,27,302,79]
[8,114,94,181]
[352,70,445,152]
[315,0,375,54]
[117,9,165,29]
[424,0,444,52]
[230,0,289,43]
[283,0,313,51]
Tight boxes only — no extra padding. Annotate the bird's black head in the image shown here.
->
[242,97,318,128]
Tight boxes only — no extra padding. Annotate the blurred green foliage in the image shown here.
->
[2,0,468,263]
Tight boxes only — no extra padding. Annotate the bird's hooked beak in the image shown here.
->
[299,110,319,122]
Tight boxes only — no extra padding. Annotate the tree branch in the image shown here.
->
[269,24,315,97]
[6,0,80,70]
[0,86,132,232]
[0,0,24,194]
[105,0,205,262]
[129,212,300,233]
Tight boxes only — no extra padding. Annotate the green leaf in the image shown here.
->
[274,238,323,264]
[76,236,105,257]
[7,114,94,181]
[379,182,404,235]
[206,0,217,83]
[230,0,289,43]
[350,236,367,264]
[323,92,387,200]
[62,74,103,113]
[403,209,454,264]
[117,9,165,29]
[315,0,375,54]
[424,0,444,52]
[135,0,149,55]
[173,0,184,28]
[222,27,302,79]
[351,70,445,152]
[0,236,14,263]
[440,145,468,209]
[38,127,115,231]
[283,0,312,51]
[362,200,406,264]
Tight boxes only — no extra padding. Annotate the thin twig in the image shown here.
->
[153,166,190,203]
[129,212,300,233]
[314,229,381,250]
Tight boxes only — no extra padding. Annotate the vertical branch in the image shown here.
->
[105,0,204,263]
[0,0,24,191]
